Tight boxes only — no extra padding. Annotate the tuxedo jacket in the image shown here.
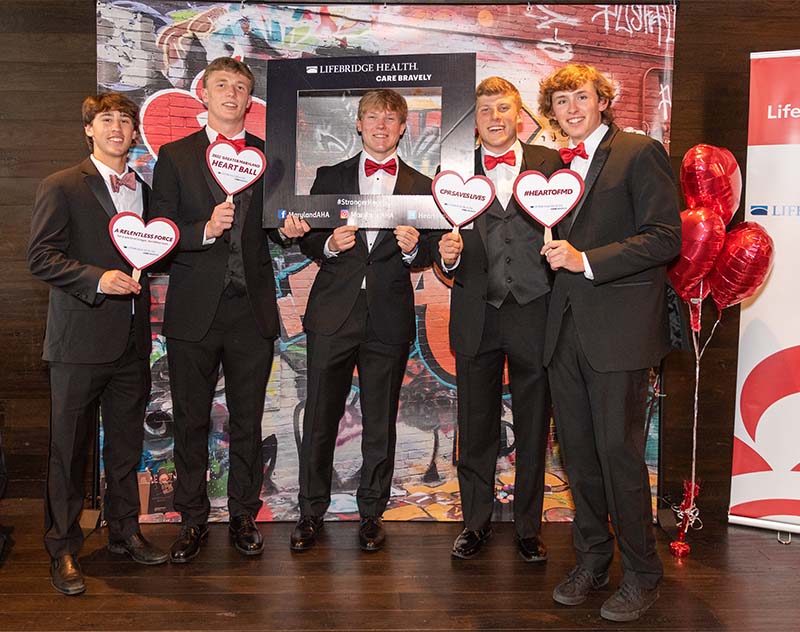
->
[446,143,562,357]
[28,158,151,364]
[300,153,433,345]
[543,125,682,372]
[151,130,282,342]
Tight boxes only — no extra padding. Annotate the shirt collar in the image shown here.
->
[359,150,399,172]
[481,139,522,162]
[572,123,609,158]
[205,124,246,144]
[90,154,130,181]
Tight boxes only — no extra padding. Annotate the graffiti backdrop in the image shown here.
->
[96,1,676,522]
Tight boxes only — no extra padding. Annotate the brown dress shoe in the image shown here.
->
[50,554,86,596]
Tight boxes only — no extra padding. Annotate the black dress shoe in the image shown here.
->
[290,516,324,551]
[516,534,547,562]
[229,514,263,556]
[170,524,208,563]
[108,531,169,565]
[451,526,492,559]
[358,516,385,552]
[50,554,85,596]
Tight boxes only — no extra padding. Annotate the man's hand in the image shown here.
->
[282,214,310,239]
[541,239,585,272]
[329,225,359,253]
[439,231,463,267]
[99,270,141,295]
[394,225,419,255]
[206,200,235,239]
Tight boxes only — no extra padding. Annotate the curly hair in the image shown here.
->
[538,64,616,133]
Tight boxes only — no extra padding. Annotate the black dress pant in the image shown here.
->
[167,289,274,526]
[45,329,149,558]
[299,292,409,519]
[548,309,662,589]
[455,294,550,538]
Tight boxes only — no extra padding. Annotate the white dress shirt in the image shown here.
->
[566,123,609,280]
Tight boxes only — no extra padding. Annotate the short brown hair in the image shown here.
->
[357,89,408,123]
[538,64,616,132]
[202,57,255,94]
[475,76,523,109]
[81,92,140,151]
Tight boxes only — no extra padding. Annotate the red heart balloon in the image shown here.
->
[680,144,742,226]
[668,208,726,331]
[707,222,774,312]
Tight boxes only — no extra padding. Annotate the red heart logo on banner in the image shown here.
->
[431,170,496,228]
[513,169,584,228]
[206,140,267,196]
[109,212,179,270]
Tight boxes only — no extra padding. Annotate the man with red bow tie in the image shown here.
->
[292,89,433,553]
[538,64,681,622]
[151,57,309,564]
[28,92,168,595]
[437,77,561,561]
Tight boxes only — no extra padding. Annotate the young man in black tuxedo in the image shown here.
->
[437,77,562,562]
[538,64,681,622]
[291,89,433,552]
[28,92,168,596]
[151,58,309,563]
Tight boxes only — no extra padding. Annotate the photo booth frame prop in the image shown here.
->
[264,52,476,229]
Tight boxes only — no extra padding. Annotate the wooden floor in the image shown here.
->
[0,499,797,631]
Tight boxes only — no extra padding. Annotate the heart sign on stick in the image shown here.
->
[206,140,266,200]
[432,171,496,230]
[109,212,179,281]
[513,169,584,228]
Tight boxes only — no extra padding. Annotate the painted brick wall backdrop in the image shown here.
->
[3,1,798,524]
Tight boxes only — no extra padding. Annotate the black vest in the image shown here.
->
[485,196,551,308]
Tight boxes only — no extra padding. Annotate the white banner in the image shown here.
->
[729,49,800,533]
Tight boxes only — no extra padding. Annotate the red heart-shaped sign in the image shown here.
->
[206,140,267,196]
[513,169,584,228]
[431,171,496,228]
[109,212,179,270]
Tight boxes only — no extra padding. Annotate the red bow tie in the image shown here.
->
[559,142,589,164]
[110,171,137,193]
[483,150,516,170]
[219,135,246,150]
[364,158,397,177]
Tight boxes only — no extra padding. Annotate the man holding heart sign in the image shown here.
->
[438,77,562,562]
[538,64,681,622]
[151,57,309,564]
[28,92,168,596]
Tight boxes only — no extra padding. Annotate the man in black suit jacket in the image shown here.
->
[28,93,168,596]
[151,58,308,563]
[291,89,433,552]
[437,77,562,562]
[538,65,681,622]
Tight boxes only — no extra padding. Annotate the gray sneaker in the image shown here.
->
[552,566,610,606]
[600,583,659,622]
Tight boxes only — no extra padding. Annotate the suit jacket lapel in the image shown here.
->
[564,125,617,238]
[197,131,226,205]
[474,150,489,247]
[136,172,150,221]
[82,158,117,219]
